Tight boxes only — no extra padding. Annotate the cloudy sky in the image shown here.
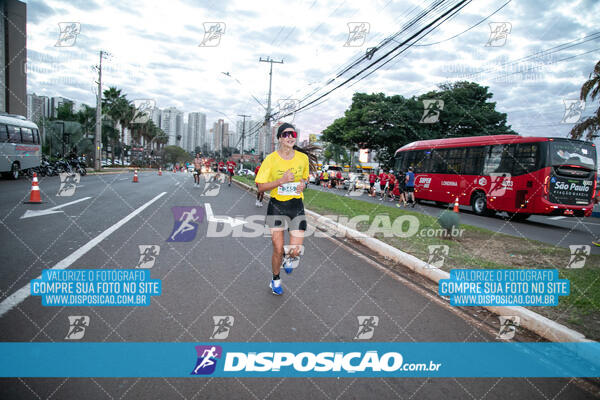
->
[24,0,600,147]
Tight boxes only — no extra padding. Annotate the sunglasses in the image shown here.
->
[280,130,297,138]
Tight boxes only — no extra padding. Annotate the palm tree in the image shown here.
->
[102,87,124,163]
[570,60,600,141]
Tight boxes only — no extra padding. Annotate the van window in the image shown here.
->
[21,127,34,143]
[0,124,7,142]
[7,125,21,143]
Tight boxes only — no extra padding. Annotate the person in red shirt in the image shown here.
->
[254,162,264,206]
[336,171,343,190]
[368,171,377,197]
[226,159,236,186]
[378,170,388,200]
[388,172,396,202]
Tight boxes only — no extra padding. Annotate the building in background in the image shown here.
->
[148,106,161,128]
[182,122,189,150]
[160,107,183,146]
[50,96,73,118]
[188,112,206,153]
[0,0,26,116]
[26,93,50,122]
[212,119,229,156]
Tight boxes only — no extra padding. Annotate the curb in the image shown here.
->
[233,178,591,343]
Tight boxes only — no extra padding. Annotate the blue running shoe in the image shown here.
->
[270,280,283,295]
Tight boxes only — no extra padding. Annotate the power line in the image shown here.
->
[414,0,511,46]
[273,0,471,121]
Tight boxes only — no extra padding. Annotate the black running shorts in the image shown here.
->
[406,186,414,192]
[266,198,307,231]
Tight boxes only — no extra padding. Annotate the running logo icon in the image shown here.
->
[65,316,89,340]
[55,22,81,47]
[497,316,520,340]
[561,100,585,124]
[277,99,298,123]
[57,172,80,196]
[355,316,379,339]
[167,206,205,242]
[137,245,160,268]
[567,245,590,269]
[344,22,370,47]
[210,316,234,339]
[191,345,222,375]
[201,175,222,196]
[199,22,225,47]
[485,22,511,47]
[427,245,449,269]
[420,99,444,123]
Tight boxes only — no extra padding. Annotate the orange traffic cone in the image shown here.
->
[453,196,459,213]
[132,170,139,183]
[158,168,162,176]
[24,172,43,204]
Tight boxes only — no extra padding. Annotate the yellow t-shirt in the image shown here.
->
[255,150,310,201]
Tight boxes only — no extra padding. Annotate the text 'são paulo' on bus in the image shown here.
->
[395,135,597,220]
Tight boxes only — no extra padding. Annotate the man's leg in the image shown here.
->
[270,229,285,281]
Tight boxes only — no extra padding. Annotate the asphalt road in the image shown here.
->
[0,171,597,399]
[308,183,600,255]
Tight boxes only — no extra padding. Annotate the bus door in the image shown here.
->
[483,144,515,211]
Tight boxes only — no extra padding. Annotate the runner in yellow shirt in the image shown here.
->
[255,123,317,295]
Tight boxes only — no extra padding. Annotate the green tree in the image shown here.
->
[322,82,515,165]
[570,60,600,141]
[163,145,192,165]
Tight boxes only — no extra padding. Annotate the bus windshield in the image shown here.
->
[550,140,596,170]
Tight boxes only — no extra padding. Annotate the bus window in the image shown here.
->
[513,143,539,175]
[21,127,34,144]
[7,125,21,143]
[422,150,433,172]
[0,124,7,142]
[464,146,485,175]
[404,151,416,170]
[394,153,405,172]
[33,128,40,144]
[431,149,448,174]
[413,150,426,172]
[484,145,511,175]
[446,148,465,174]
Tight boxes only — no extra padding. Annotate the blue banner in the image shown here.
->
[0,342,599,377]
[439,269,569,306]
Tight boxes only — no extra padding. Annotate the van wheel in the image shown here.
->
[471,192,489,216]
[11,162,20,180]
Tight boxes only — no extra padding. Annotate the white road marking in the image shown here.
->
[0,191,167,318]
[549,216,566,220]
[204,203,246,227]
[20,197,92,219]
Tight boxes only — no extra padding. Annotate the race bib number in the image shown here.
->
[278,182,300,196]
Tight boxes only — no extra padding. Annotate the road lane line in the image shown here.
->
[0,191,167,318]
[549,216,566,220]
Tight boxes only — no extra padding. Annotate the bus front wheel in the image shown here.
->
[471,192,489,216]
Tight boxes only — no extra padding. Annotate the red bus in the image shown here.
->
[394,135,597,220]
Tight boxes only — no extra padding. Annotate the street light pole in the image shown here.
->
[259,57,283,155]
[238,114,250,163]
[94,50,106,171]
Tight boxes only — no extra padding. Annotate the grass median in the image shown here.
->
[235,175,600,340]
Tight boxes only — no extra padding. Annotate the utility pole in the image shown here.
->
[94,50,108,171]
[238,114,250,163]
[259,57,283,155]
